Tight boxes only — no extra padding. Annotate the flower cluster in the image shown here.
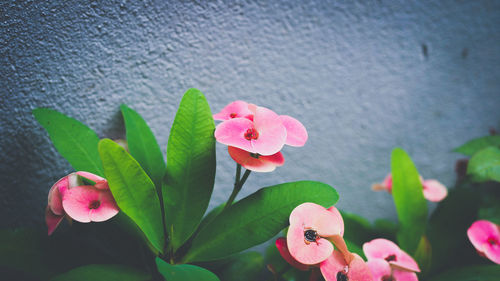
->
[45,171,119,235]
[213,101,307,172]
[276,203,373,281]
[372,174,448,202]
[363,239,420,281]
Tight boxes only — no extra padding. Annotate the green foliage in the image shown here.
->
[217,251,264,281]
[33,108,103,176]
[99,138,165,253]
[182,181,338,263]
[50,264,150,281]
[163,89,216,251]
[454,135,500,156]
[120,104,166,190]
[391,148,428,254]
[467,146,500,182]
[427,265,500,281]
[155,258,220,281]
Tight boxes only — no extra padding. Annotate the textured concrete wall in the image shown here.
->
[1,0,500,229]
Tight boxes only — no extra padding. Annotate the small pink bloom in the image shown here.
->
[320,250,373,281]
[467,220,500,264]
[276,237,310,271]
[372,174,447,202]
[366,259,418,281]
[213,100,254,121]
[45,172,119,235]
[228,146,284,172]
[287,203,344,265]
[363,238,420,272]
[278,115,308,147]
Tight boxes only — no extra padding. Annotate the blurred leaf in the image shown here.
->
[120,104,166,190]
[413,235,432,275]
[33,108,103,176]
[391,148,428,254]
[99,139,164,253]
[182,181,338,263]
[155,258,220,281]
[478,204,500,225]
[427,188,481,274]
[345,239,365,259]
[454,135,500,156]
[427,265,500,281]
[340,211,373,247]
[163,89,216,251]
[467,147,500,182]
[50,264,150,281]
[218,251,264,281]
[373,219,398,241]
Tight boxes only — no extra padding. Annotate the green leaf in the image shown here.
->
[218,251,264,281]
[182,181,339,263]
[50,264,150,281]
[454,135,500,156]
[33,108,103,176]
[163,89,216,251]
[120,104,166,190]
[340,211,374,247]
[413,235,432,275]
[99,138,165,253]
[391,148,428,254]
[427,265,500,281]
[155,258,220,281]
[467,146,500,182]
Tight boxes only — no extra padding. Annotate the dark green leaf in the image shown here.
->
[391,148,428,254]
[427,265,500,281]
[340,211,374,247]
[467,146,500,182]
[50,264,150,281]
[120,104,166,189]
[163,89,216,251]
[33,108,103,176]
[155,258,220,281]
[454,135,500,156]
[182,181,338,263]
[413,235,432,275]
[218,251,264,281]
[99,138,165,253]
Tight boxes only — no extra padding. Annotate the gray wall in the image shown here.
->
[1,0,500,229]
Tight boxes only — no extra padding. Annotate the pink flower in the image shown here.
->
[45,172,119,235]
[372,174,447,202]
[363,238,420,273]
[227,146,284,172]
[276,237,310,271]
[320,250,373,281]
[213,100,254,121]
[287,203,344,265]
[366,259,418,281]
[467,220,500,264]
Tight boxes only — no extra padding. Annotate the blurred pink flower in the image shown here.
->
[320,250,373,281]
[45,172,119,235]
[372,174,447,202]
[467,220,500,264]
[366,259,418,281]
[363,238,420,272]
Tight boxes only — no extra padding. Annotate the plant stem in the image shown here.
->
[224,165,251,211]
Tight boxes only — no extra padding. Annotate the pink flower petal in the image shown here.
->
[278,115,308,147]
[213,100,254,121]
[251,106,287,155]
[392,269,419,281]
[290,203,343,237]
[228,146,284,172]
[276,237,309,271]
[287,222,334,265]
[383,174,393,192]
[366,259,391,281]
[214,118,256,153]
[45,206,64,235]
[76,171,109,190]
[422,179,447,202]
[363,238,420,272]
[327,206,344,237]
[61,186,118,223]
[467,220,500,264]
[48,176,66,216]
[320,251,373,281]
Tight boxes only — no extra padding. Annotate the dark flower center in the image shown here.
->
[488,237,498,246]
[304,229,318,242]
[336,272,348,281]
[250,153,260,159]
[89,200,101,209]
[230,113,237,118]
[385,254,397,262]
[382,275,394,281]
[244,128,259,140]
